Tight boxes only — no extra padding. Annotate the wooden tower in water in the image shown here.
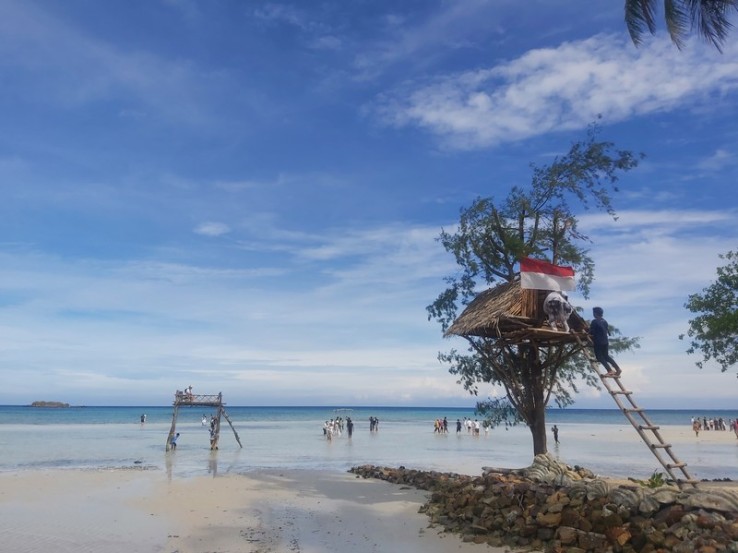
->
[165,390,243,452]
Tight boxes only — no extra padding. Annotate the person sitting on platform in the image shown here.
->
[543,291,573,332]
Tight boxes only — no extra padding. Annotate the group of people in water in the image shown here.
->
[322,416,355,439]
[432,416,488,435]
[691,416,738,437]
[322,415,388,439]
[322,415,499,438]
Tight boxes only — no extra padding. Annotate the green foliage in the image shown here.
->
[427,126,640,454]
[475,397,523,428]
[680,250,738,374]
[428,124,641,334]
[625,0,738,52]
[629,470,668,489]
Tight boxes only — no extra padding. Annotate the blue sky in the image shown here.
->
[1,0,737,408]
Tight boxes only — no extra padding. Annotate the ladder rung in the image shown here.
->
[611,390,632,395]
[650,443,672,449]
[667,462,687,469]
[676,479,701,485]
[639,425,660,430]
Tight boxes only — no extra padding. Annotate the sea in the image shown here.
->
[0,405,736,482]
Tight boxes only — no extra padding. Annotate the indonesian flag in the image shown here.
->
[520,257,575,291]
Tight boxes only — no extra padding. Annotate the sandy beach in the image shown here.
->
[0,425,735,553]
[0,468,513,553]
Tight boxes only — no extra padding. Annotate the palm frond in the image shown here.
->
[627,0,738,51]
[625,0,659,45]
[688,0,738,52]
[665,0,691,48]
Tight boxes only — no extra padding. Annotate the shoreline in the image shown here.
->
[1,460,736,553]
[0,467,510,553]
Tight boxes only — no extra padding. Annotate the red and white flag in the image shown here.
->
[520,257,575,291]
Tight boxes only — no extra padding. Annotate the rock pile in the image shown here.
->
[350,455,738,553]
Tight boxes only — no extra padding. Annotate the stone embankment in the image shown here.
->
[350,454,738,553]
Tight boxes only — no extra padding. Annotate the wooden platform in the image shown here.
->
[173,392,224,407]
[501,326,589,346]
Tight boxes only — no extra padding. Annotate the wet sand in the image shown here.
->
[0,425,735,553]
[0,468,515,553]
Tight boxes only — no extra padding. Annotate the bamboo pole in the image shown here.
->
[166,395,180,451]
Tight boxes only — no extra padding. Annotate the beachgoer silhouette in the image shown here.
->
[589,307,621,376]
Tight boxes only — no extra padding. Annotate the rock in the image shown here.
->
[348,463,738,553]
[679,489,738,513]
[537,511,562,527]
[556,526,578,545]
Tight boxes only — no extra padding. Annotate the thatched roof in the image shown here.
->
[445,279,532,338]
[445,278,587,344]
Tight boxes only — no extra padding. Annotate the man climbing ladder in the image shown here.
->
[589,306,621,376]
[574,333,697,489]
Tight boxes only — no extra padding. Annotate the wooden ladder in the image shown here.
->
[574,334,699,489]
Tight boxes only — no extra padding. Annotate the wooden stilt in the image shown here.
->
[166,400,180,451]
[222,409,243,448]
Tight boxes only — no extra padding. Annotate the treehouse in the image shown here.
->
[445,276,698,488]
[445,277,587,345]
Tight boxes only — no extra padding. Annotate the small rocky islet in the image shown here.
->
[30,401,70,408]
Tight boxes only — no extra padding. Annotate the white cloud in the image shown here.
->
[375,34,738,148]
[252,4,309,28]
[194,222,231,237]
[698,148,736,171]
[0,2,230,126]
[1,204,736,406]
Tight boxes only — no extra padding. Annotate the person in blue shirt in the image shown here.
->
[170,432,180,449]
[589,307,621,376]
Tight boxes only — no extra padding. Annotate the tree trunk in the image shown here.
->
[530,352,548,456]
[522,347,548,456]
[530,399,548,455]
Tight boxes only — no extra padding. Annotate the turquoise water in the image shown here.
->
[0,405,736,481]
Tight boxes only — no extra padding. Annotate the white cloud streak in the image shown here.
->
[1,206,735,406]
[194,222,231,237]
[375,34,738,148]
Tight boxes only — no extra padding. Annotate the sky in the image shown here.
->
[1,0,737,409]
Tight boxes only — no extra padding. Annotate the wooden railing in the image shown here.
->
[173,391,223,405]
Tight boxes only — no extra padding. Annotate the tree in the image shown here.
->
[427,126,640,456]
[625,0,738,52]
[681,250,738,373]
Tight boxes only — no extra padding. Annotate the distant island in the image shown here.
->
[30,401,70,408]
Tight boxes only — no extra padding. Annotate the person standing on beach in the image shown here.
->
[692,419,701,437]
[589,307,621,376]
[346,417,354,438]
[552,425,559,444]
[456,419,462,433]
[170,432,180,449]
